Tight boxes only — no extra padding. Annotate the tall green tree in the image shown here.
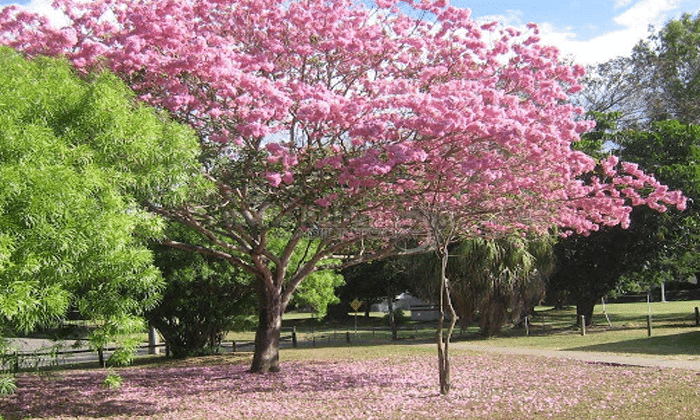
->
[548,219,654,325]
[632,12,700,124]
[576,13,700,128]
[549,120,700,324]
[0,48,199,343]
[616,121,700,282]
[575,58,646,127]
[291,269,344,319]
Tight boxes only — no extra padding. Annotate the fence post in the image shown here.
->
[647,314,653,337]
[12,352,19,373]
[97,348,105,368]
[695,307,699,326]
[292,327,298,348]
[346,331,351,344]
[232,340,237,353]
[524,316,530,336]
[148,325,159,355]
[579,315,586,336]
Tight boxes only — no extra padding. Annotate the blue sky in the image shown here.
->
[2,0,700,64]
[457,0,700,64]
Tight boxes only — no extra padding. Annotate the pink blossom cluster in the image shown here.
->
[2,351,699,419]
[0,0,686,238]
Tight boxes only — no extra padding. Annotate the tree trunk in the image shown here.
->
[250,278,283,373]
[576,298,596,327]
[436,245,457,395]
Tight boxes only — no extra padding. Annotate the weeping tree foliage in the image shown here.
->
[410,235,554,337]
[0,48,200,351]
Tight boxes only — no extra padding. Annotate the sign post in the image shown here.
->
[350,299,362,333]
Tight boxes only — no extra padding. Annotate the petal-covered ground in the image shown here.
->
[1,350,699,419]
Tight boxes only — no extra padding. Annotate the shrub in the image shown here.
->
[0,375,16,396]
[384,309,408,327]
[102,370,123,390]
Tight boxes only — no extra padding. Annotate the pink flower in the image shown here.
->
[265,172,283,187]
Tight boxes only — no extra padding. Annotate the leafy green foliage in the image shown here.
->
[147,223,256,358]
[616,120,700,283]
[573,111,623,159]
[268,231,344,319]
[0,48,200,340]
[0,374,16,396]
[102,370,123,390]
[550,119,700,323]
[88,316,145,367]
[409,236,553,336]
[548,223,650,324]
[292,269,344,319]
[633,12,700,124]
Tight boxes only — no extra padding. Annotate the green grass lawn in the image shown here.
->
[15,300,700,362]
[4,301,699,420]
[222,300,700,360]
[451,300,700,359]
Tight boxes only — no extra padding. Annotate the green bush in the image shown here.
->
[0,375,17,396]
[147,223,256,358]
[102,370,123,390]
[384,309,408,327]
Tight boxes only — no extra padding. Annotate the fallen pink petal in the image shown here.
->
[2,349,699,419]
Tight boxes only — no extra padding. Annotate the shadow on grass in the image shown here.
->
[564,330,700,356]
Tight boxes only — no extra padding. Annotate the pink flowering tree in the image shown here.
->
[0,0,685,384]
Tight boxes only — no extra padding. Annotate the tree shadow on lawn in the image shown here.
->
[564,330,700,356]
[0,354,399,419]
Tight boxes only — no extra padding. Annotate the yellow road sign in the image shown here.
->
[350,299,362,312]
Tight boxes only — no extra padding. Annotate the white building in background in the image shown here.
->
[371,292,443,321]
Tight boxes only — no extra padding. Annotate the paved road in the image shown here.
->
[3,337,162,368]
[449,342,700,371]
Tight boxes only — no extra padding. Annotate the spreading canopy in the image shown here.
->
[0,0,684,245]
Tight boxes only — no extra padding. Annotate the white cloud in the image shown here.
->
[539,0,686,65]
[475,9,525,27]
[16,0,68,27]
[614,0,682,27]
[472,0,691,65]
[613,0,635,9]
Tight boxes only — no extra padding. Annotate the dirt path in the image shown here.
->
[449,342,700,371]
